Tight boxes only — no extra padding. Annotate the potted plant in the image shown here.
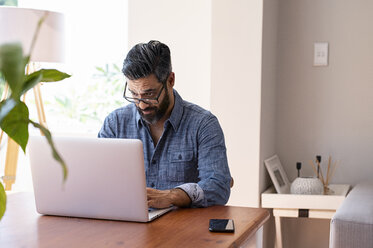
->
[0,14,70,220]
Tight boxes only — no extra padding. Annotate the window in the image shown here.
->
[1,0,128,191]
[18,0,128,136]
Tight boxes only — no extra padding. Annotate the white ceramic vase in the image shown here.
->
[290,177,323,195]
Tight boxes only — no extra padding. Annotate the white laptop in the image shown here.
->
[28,136,173,222]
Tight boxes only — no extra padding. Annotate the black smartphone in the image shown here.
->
[209,219,235,233]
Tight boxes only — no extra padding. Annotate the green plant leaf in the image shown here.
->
[37,69,71,82]
[29,120,68,182]
[0,43,26,98]
[0,182,6,220]
[0,101,29,152]
[24,55,31,67]
[54,96,67,107]
[20,72,42,96]
[113,63,120,72]
[24,67,70,84]
[95,66,105,73]
[0,98,17,123]
[21,69,71,96]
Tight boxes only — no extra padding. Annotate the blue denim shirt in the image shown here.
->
[98,90,231,207]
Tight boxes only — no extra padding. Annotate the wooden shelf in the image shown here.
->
[262,184,351,248]
[261,184,350,210]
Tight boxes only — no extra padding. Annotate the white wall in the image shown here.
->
[260,0,278,203]
[274,0,373,247]
[210,0,263,207]
[127,0,211,110]
[276,0,373,187]
[261,0,279,247]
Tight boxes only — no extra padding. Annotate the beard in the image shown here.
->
[137,88,170,125]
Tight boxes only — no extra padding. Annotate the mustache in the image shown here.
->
[138,107,157,113]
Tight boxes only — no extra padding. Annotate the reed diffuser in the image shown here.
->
[308,155,339,194]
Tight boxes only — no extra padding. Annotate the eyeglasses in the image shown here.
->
[123,82,165,104]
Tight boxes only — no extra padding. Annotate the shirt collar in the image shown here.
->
[135,89,184,132]
[168,89,183,132]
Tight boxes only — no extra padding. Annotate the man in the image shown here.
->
[98,40,231,208]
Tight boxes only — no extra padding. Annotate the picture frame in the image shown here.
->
[264,155,290,194]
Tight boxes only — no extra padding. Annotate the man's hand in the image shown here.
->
[147,188,191,208]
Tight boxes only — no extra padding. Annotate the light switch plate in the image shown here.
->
[314,42,328,66]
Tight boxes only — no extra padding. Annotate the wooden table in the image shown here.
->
[261,184,350,248]
[1,193,269,248]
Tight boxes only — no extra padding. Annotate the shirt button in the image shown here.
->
[152,160,156,164]
[151,183,155,187]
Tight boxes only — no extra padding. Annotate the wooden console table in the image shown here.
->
[261,184,350,248]
[1,192,270,248]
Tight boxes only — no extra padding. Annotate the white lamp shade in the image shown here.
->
[0,6,65,63]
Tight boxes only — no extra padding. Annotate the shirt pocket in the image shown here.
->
[168,150,195,182]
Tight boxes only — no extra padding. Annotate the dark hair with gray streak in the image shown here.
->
[122,40,172,84]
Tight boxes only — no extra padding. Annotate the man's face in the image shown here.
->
[127,74,170,125]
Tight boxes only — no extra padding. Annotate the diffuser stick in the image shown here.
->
[308,160,319,177]
[326,156,332,185]
[329,161,339,182]
[318,165,326,185]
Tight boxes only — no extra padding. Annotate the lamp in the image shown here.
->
[0,6,65,62]
[0,6,66,190]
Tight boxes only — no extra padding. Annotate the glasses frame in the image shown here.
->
[123,82,165,104]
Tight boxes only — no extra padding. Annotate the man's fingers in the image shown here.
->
[148,199,161,208]
[146,188,173,208]
[147,188,158,200]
